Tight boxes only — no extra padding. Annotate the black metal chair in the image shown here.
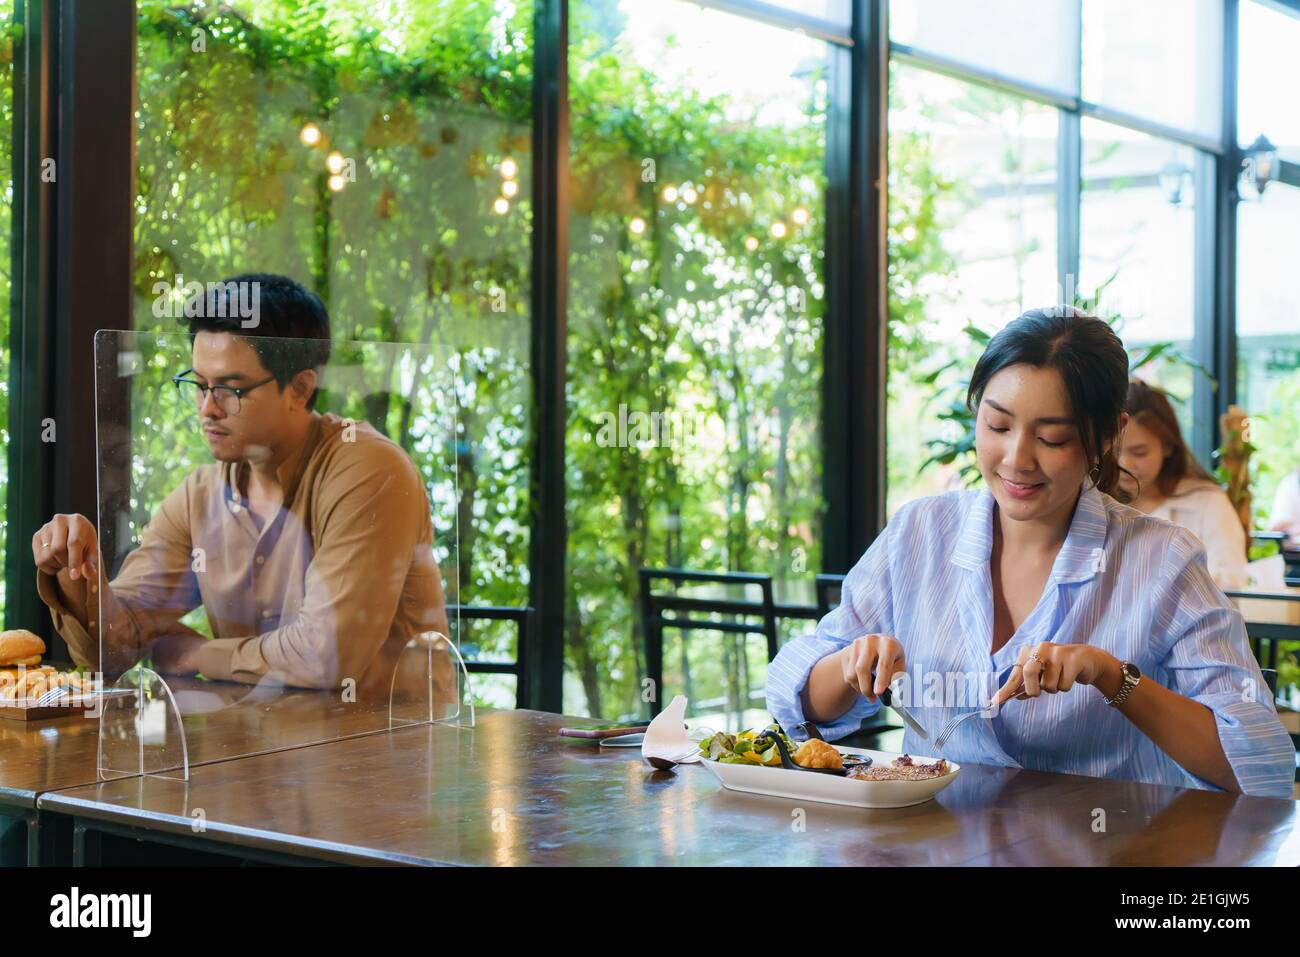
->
[1261,667,1278,696]
[449,604,532,708]
[815,573,845,618]
[639,568,778,718]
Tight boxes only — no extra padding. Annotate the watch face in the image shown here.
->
[1124,662,1141,681]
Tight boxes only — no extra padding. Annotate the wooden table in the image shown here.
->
[37,709,1300,866]
[0,678,421,864]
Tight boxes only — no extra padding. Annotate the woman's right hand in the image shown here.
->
[838,633,906,703]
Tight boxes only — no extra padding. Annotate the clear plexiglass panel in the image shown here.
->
[93,327,470,780]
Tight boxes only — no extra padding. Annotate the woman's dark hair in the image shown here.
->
[1125,378,1216,497]
[966,306,1134,503]
[183,273,332,410]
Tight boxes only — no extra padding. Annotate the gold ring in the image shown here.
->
[1027,652,1042,663]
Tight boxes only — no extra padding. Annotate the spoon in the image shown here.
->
[645,746,703,771]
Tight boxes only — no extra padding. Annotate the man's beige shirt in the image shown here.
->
[37,412,451,695]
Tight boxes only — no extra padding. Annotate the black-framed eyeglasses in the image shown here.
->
[171,369,277,415]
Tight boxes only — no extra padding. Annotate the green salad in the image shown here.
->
[697,723,795,766]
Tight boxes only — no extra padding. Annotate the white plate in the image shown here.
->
[699,745,960,809]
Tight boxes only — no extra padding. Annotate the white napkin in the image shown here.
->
[641,695,701,764]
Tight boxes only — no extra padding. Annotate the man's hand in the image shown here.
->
[150,633,210,676]
[32,514,100,582]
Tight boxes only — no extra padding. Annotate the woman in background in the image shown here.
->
[1118,379,1249,589]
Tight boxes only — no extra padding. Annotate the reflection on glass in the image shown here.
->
[567,0,828,720]
[134,1,533,696]
[887,63,1058,513]
[1080,117,1197,437]
[1082,0,1222,140]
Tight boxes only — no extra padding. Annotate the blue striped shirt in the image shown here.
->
[766,485,1297,799]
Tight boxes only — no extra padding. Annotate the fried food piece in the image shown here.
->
[792,738,843,769]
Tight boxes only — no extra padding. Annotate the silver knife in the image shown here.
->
[880,686,929,740]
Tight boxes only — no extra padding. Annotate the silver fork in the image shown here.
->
[933,684,1026,750]
[34,685,73,706]
[35,683,124,706]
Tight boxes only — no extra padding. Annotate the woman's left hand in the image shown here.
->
[992,642,1121,707]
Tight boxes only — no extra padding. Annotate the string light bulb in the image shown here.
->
[299,123,322,146]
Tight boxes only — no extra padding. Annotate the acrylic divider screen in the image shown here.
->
[92,329,464,778]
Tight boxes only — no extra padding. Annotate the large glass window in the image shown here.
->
[1238,186,1300,520]
[1080,118,1199,433]
[134,0,533,705]
[886,62,1058,513]
[1082,0,1223,141]
[890,0,1080,96]
[1236,0,1300,525]
[566,0,828,720]
[1238,0,1300,162]
[0,2,14,621]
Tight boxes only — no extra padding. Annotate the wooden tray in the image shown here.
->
[0,694,101,721]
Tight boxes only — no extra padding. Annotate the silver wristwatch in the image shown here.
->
[1104,661,1141,708]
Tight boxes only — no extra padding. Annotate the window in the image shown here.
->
[887,62,1058,512]
[1236,0,1300,524]
[566,0,828,720]
[1238,0,1300,161]
[134,0,533,704]
[891,0,1080,96]
[1080,118,1199,434]
[1082,0,1223,141]
[0,2,14,620]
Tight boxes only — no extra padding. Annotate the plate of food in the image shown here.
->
[0,629,103,719]
[696,725,959,809]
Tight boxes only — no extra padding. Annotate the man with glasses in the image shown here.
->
[30,274,452,697]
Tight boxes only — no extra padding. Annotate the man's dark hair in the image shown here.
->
[184,273,332,410]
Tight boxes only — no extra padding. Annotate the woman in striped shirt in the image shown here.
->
[766,307,1295,798]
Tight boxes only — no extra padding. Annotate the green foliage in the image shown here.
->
[125,0,845,719]
[132,0,533,700]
